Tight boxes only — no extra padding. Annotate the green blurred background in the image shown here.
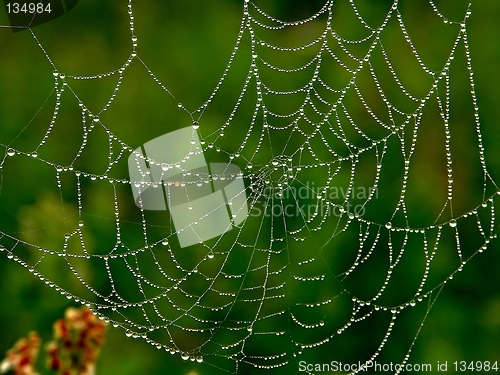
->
[0,0,499,374]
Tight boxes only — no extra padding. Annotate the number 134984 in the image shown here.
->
[6,3,52,14]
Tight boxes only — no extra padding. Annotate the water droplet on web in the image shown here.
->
[78,221,84,227]
[162,163,171,171]
[134,181,141,187]
[6,148,15,157]
[196,356,204,363]
[449,219,457,228]
[162,240,169,246]
[31,151,38,158]
[385,222,392,229]
[181,353,189,360]
[208,253,215,259]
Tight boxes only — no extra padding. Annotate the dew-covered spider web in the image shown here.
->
[0,0,499,374]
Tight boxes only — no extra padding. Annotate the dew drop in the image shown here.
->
[196,356,203,363]
[181,353,190,360]
[6,148,15,157]
[449,219,457,228]
[385,222,392,229]
[162,240,169,246]
[31,151,38,158]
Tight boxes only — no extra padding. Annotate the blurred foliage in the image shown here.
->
[0,1,499,374]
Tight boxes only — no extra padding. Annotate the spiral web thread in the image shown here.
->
[0,0,499,374]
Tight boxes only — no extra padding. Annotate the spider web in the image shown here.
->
[0,0,499,374]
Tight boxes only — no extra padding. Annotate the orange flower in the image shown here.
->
[46,307,107,375]
[0,332,40,375]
